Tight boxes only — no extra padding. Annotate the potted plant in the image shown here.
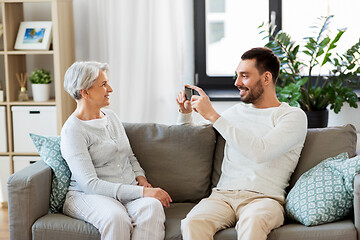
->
[29,68,52,102]
[259,16,359,128]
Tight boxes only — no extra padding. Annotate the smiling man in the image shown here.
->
[176,47,308,240]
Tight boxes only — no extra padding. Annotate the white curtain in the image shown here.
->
[72,0,194,124]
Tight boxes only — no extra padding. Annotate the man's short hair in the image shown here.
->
[241,47,280,83]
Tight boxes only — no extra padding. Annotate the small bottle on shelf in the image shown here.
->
[18,87,29,101]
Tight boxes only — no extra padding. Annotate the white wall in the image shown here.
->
[328,102,360,151]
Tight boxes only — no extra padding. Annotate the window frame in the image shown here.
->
[194,0,360,100]
[193,0,279,100]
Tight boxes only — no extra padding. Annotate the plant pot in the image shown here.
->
[32,84,50,102]
[305,110,329,128]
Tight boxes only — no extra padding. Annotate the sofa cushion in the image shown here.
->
[212,220,356,240]
[288,124,357,190]
[30,133,71,213]
[286,151,360,226]
[212,133,225,188]
[164,203,196,240]
[123,123,216,202]
[267,220,356,240]
[32,214,100,240]
[286,153,354,226]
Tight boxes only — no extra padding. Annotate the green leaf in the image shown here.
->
[321,52,332,66]
[303,50,312,57]
[29,68,52,84]
[316,48,325,57]
[319,37,331,47]
[348,63,356,70]
[332,29,346,45]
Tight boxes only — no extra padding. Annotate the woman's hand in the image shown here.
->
[137,176,152,188]
[143,187,173,208]
[176,85,193,114]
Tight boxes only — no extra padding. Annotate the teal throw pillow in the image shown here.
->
[30,133,71,213]
[286,152,360,226]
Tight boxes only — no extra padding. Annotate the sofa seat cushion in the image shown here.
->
[164,203,196,240]
[33,203,196,240]
[268,219,356,240]
[124,123,216,202]
[213,220,356,240]
[32,214,100,240]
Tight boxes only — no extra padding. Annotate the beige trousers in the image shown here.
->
[181,189,285,240]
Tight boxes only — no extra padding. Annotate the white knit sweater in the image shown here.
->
[61,109,145,202]
[178,102,307,198]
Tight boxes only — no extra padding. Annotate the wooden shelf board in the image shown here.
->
[6,50,54,55]
[9,152,39,156]
[9,99,56,105]
[1,0,52,3]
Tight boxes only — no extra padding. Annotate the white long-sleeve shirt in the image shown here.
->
[178,102,307,198]
[61,109,145,202]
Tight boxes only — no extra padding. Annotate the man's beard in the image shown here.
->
[240,79,264,104]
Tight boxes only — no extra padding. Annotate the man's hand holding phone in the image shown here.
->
[176,85,220,123]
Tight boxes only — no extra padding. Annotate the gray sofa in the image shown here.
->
[7,123,359,240]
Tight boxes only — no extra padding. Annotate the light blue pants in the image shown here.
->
[63,191,166,240]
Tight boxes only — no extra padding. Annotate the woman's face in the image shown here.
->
[85,70,113,107]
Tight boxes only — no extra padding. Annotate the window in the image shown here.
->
[194,0,360,100]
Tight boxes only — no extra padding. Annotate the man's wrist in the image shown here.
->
[208,113,221,123]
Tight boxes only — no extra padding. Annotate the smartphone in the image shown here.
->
[185,87,194,101]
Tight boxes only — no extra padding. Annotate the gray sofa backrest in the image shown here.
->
[123,123,216,203]
[288,124,357,189]
[211,124,358,192]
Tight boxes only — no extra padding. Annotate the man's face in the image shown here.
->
[234,59,264,104]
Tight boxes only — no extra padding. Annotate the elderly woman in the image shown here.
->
[61,61,172,240]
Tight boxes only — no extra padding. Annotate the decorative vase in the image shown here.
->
[305,110,329,128]
[32,84,50,102]
[18,87,29,101]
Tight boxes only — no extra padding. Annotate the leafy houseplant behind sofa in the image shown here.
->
[259,16,360,128]
[7,123,359,240]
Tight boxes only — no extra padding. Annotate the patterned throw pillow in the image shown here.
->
[29,133,71,213]
[285,152,359,226]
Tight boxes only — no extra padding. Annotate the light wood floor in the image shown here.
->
[0,207,9,240]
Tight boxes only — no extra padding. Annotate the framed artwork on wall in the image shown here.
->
[14,21,52,50]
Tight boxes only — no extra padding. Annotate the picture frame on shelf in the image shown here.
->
[14,21,52,50]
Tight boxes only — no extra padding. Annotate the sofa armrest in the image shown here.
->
[353,173,360,240]
[7,160,52,240]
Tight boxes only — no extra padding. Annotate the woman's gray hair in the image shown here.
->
[64,61,109,100]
